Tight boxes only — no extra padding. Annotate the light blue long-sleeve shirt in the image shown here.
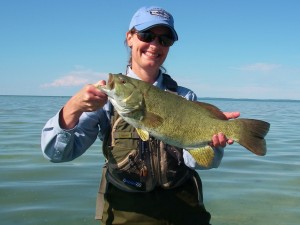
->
[41,69,224,169]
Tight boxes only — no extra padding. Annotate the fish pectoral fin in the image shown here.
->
[136,128,150,141]
[142,112,163,128]
[188,146,215,168]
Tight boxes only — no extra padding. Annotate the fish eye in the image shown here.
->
[120,78,126,84]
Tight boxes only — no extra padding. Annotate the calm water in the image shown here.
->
[0,95,299,225]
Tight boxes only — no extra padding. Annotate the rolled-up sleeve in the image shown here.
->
[41,109,102,162]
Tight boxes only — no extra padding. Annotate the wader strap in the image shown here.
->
[95,164,107,220]
[192,171,204,206]
[162,73,178,92]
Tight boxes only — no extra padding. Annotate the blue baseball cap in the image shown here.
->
[129,6,178,41]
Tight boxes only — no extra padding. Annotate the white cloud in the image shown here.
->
[233,63,281,72]
[41,68,108,88]
[41,75,88,87]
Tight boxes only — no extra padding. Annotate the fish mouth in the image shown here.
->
[97,73,115,95]
[106,73,115,90]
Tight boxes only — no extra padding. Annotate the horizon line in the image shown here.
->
[1,94,299,102]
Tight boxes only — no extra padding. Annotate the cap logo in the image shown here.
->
[149,9,171,19]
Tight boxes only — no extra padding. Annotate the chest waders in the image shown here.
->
[95,74,205,221]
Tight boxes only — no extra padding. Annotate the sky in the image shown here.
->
[0,0,299,100]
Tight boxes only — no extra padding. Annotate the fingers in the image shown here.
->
[227,139,234,145]
[210,132,234,148]
[212,133,226,148]
[98,80,106,86]
[73,83,108,112]
[214,111,239,147]
[94,80,106,88]
[223,111,240,120]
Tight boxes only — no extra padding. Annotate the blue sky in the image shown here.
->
[1,0,299,99]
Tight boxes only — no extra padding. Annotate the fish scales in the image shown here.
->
[144,87,228,146]
[99,73,270,166]
[123,79,242,148]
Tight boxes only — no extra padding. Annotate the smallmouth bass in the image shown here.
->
[98,74,270,167]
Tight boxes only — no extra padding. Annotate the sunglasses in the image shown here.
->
[136,31,175,47]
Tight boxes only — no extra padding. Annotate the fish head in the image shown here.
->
[100,74,144,114]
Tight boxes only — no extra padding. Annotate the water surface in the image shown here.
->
[0,96,299,225]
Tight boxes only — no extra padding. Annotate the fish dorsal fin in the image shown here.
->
[194,101,227,120]
[136,128,150,141]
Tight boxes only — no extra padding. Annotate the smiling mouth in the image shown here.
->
[144,50,160,58]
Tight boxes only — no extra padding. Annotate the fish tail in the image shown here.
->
[232,119,270,156]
